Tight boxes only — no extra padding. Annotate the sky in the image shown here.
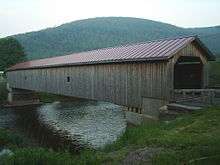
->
[0,0,220,38]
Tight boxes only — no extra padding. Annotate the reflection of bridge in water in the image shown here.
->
[6,36,216,122]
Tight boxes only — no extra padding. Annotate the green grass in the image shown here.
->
[0,129,23,147]
[38,92,82,103]
[0,148,75,165]
[38,92,63,103]
[1,107,220,164]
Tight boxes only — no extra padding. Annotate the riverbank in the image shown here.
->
[0,106,220,164]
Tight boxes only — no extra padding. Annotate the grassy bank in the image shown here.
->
[0,129,23,148]
[1,107,220,164]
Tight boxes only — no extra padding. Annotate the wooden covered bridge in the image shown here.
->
[6,36,215,119]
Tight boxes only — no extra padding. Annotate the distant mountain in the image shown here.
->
[9,17,220,59]
[187,26,220,56]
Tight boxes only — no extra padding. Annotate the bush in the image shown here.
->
[0,81,7,102]
[0,148,74,165]
[209,61,220,87]
[0,129,23,147]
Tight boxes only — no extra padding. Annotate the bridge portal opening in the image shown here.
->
[174,56,203,89]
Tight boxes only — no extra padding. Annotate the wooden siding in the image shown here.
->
[168,42,209,91]
[7,62,169,108]
[6,42,210,110]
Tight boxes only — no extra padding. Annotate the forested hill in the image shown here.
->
[186,26,220,57]
[11,17,220,60]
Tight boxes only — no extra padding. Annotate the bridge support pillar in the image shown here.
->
[124,110,158,125]
[7,83,40,105]
[124,99,166,125]
[124,98,168,125]
[141,97,168,119]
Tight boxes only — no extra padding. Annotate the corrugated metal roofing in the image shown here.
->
[7,36,215,71]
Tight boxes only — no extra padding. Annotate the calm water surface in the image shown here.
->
[0,100,127,149]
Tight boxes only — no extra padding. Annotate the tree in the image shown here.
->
[0,37,26,71]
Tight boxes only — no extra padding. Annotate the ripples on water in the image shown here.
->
[38,101,127,148]
[0,100,127,149]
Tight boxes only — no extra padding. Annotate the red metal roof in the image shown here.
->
[7,36,214,71]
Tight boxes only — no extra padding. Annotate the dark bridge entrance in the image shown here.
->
[174,56,203,89]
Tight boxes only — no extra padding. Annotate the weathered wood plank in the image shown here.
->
[6,41,209,111]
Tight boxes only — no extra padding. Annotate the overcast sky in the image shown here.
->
[0,0,219,38]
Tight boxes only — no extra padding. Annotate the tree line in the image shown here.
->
[0,37,26,71]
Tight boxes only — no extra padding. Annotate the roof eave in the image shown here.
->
[194,37,216,61]
[166,36,216,61]
[6,57,169,72]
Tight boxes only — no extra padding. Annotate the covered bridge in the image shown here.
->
[6,36,215,118]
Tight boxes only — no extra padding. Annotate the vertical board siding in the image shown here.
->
[7,61,169,108]
[169,42,209,90]
[6,42,209,109]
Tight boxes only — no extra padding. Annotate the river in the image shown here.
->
[0,100,127,151]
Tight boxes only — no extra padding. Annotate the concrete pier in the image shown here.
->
[6,83,41,107]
